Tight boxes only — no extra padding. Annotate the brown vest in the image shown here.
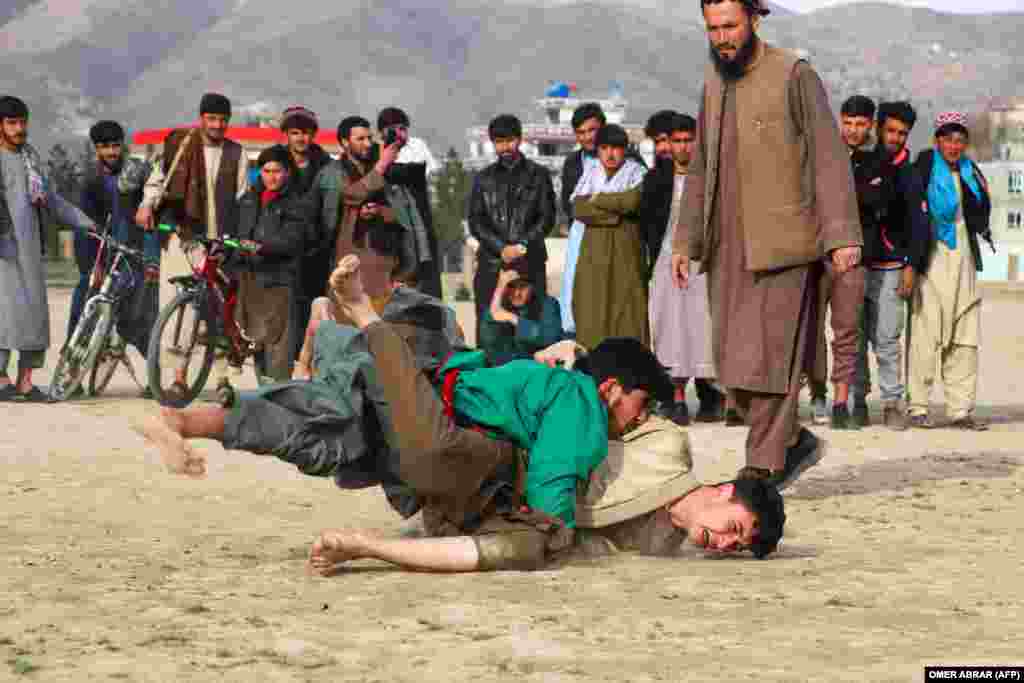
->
[702,44,820,272]
[162,130,243,240]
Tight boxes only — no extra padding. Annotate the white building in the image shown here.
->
[978,160,1024,281]
[977,97,1024,281]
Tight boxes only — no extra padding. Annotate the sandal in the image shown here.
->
[13,386,50,403]
[0,384,17,402]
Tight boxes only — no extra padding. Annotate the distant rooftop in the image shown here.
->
[990,96,1024,112]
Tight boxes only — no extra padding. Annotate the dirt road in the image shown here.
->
[1,287,1021,682]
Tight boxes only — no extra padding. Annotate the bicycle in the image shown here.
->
[146,225,259,408]
[48,230,148,401]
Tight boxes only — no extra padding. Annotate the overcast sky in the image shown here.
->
[780,0,1022,11]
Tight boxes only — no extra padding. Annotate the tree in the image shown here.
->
[44,143,87,256]
[46,143,84,200]
[431,147,472,271]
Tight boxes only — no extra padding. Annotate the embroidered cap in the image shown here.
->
[280,106,319,132]
[934,110,968,130]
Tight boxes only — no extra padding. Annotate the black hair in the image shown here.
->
[337,116,372,142]
[935,123,969,140]
[89,120,125,145]
[595,124,629,149]
[571,102,606,130]
[876,101,917,130]
[0,95,29,120]
[256,145,294,172]
[724,478,786,559]
[840,95,876,120]
[644,110,696,138]
[199,92,232,117]
[488,114,522,141]
[577,337,674,404]
[377,107,410,130]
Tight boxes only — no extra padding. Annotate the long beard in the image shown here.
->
[710,33,759,81]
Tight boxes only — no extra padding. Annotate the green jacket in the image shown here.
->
[443,351,609,528]
[478,295,564,366]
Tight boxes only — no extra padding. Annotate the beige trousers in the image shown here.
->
[907,212,980,421]
[908,339,978,420]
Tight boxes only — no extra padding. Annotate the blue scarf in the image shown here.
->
[926,152,981,249]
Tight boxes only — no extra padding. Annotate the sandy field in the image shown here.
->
[2,285,1022,682]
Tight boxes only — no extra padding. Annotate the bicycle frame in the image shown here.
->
[82,233,140,324]
[179,239,250,366]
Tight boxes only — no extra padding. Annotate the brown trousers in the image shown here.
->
[236,274,294,383]
[732,264,821,472]
[363,322,520,528]
[811,263,865,387]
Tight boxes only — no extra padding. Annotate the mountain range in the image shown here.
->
[1,0,1021,156]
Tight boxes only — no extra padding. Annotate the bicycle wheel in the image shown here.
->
[87,327,125,397]
[48,301,112,402]
[147,290,215,408]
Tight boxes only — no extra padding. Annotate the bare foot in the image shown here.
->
[135,407,207,479]
[307,529,366,577]
[329,255,380,329]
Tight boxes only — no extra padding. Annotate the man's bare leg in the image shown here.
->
[308,529,480,575]
[135,405,227,478]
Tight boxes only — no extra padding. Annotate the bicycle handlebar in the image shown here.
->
[157,224,259,253]
[87,230,145,260]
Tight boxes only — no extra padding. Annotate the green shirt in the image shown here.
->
[445,351,609,528]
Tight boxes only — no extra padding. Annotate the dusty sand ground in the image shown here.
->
[2,286,1022,682]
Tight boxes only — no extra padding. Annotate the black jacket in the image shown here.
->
[638,157,676,274]
[560,149,589,223]
[906,149,992,275]
[386,160,442,297]
[264,144,333,298]
[266,143,332,197]
[467,157,556,273]
[228,181,316,288]
[850,146,923,267]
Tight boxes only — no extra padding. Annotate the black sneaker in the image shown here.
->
[852,400,870,428]
[771,428,825,492]
[831,403,856,430]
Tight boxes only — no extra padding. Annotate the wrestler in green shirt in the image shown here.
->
[443,350,612,528]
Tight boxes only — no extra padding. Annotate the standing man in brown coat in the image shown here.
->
[137,93,250,402]
[672,0,862,490]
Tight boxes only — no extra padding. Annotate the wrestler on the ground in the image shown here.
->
[139,256,785,572]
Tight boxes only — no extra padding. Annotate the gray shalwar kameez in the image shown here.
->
[0,147,94,372]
